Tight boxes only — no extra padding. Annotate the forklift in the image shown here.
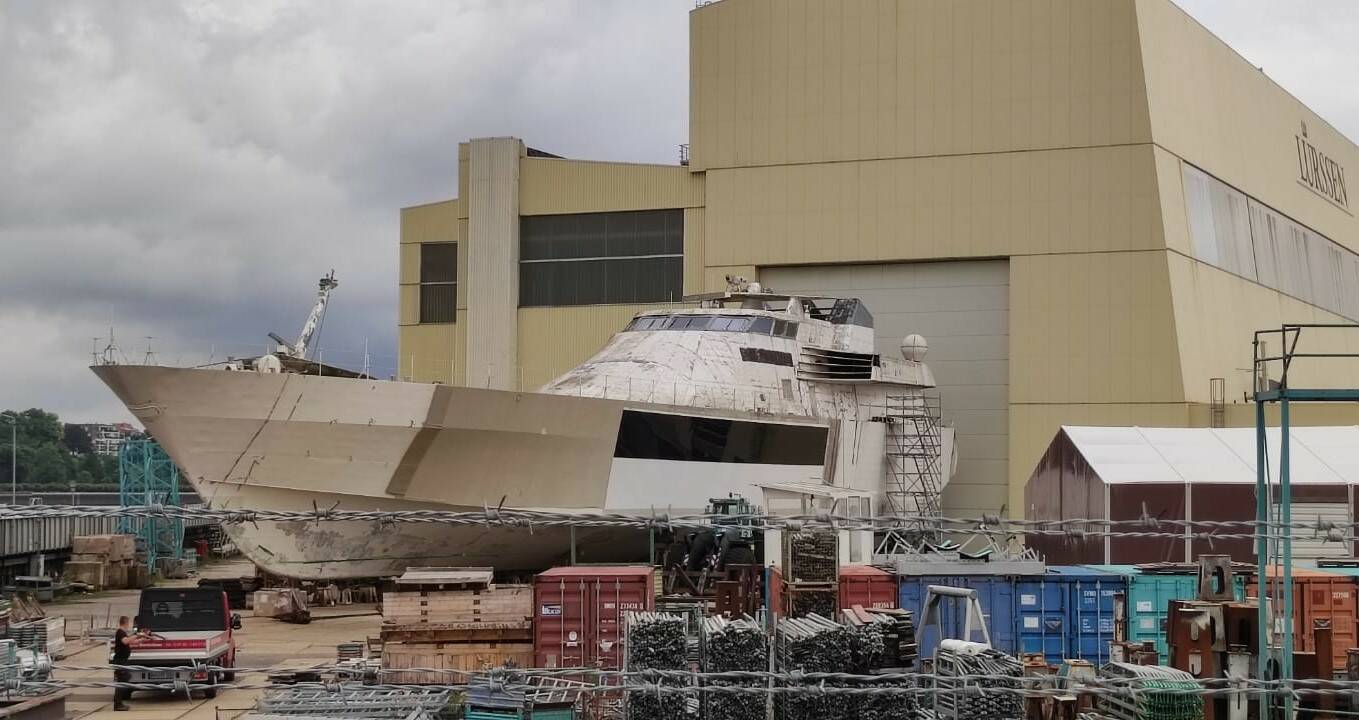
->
[661,494,762,597]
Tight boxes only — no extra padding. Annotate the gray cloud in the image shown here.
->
[1,0,1354,424]
[0,0,690,422]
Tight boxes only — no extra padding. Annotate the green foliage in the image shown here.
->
[1,408,126,490]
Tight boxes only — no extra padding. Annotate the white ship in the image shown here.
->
[93,276,955,579]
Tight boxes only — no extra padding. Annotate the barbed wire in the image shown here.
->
[11,675,1359,700]
[1,503,1356,544]
[17,662,1359,698]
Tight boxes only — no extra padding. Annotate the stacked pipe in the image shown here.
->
[776,613,853,720]
[842,608,914,720]
[699,615,767,720]
[863,608,918,670]
[1095,662,1203,720]
[929,640,1024,720]
[624,611,691,720]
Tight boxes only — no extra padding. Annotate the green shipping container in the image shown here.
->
[1085,564,1245,663]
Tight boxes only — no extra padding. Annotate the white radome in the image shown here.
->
[901,334,928,362]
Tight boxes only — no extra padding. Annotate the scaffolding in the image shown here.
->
[1252,323,1359,719]
[117,439,183,571]
[882,392,944,519]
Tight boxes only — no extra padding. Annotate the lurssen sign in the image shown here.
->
[1296,128,1349,209]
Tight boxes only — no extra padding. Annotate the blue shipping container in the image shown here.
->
[898,575,1015,662]
[1014,566,1124,665]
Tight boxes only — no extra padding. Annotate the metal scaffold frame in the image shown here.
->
[882,392,944,520]
[1252,322,1359,719]
[117,439,183,571]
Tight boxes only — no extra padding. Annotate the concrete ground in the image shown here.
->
[39,558,383,720]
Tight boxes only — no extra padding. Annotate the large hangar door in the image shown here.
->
[761,261,1010,519]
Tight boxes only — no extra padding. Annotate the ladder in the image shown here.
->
[883,392,944,520]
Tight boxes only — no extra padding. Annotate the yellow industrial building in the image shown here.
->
[399,0,1359,520]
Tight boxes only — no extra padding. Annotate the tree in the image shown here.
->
[2,407,134,490]
[29,445,70,487]
[63,424,93,454]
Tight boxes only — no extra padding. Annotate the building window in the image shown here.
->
[519,209,683,307]
[419,243,457,323]
[1183,163,1359,321]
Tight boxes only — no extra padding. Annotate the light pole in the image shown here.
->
[2,412,16,505]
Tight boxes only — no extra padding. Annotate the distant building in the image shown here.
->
[82,422,137,456]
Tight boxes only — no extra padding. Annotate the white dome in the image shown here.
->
[900,334,928,362]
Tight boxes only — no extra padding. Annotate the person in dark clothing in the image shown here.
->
[112,616,140,711]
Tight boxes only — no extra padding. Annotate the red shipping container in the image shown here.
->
[533,566,655,670]
[838,565,897,611]
[1248,566,1356,671]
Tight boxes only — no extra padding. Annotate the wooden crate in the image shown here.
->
[382,585,532,625]
[381,641,533,683]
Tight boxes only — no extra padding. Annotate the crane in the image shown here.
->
[269,271,338,360]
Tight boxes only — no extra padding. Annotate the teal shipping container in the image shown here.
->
[1085,564,1246,662]
[1015,566,1125,665]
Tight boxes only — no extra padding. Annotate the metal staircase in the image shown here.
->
[883,392,944,519]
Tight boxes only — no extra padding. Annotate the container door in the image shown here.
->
[535,579,590,669]
[1127,575,1163,658]
[1307,578,1356,670]
[898,579,928,660]
[1069,577,1124,664]
[1016,577,1065,663]
[982,577,1016,655]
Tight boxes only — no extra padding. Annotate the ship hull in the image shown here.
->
[93,365,644,579]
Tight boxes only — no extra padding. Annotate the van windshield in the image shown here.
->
[138,591,225,633]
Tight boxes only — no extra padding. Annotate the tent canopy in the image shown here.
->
[1061,425,1359,486]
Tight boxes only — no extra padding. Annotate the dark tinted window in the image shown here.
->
[419,243,457,323]
[614,411,827,465]
[420,243,457,282]
[520,210,683,306]
[138,590,226,632]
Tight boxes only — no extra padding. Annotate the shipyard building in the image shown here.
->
[398,0,1359,521]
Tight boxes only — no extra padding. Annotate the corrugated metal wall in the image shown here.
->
[519,159,702,216]
[1,515,119,558]
[702,145,1163,268]
[689,0,1151,171]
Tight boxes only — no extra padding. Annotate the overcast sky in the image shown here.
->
[1,1,1356,425]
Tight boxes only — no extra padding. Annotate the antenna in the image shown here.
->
[142,337,158,366]
[99,325,123,366]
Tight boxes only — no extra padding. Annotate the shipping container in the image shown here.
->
[533,566,654,670]
[1248,566,1356,671]
[839,565,896,611]
[1015,566,1124,665]
[1086,564,1246,663]
[898,575,1015,661]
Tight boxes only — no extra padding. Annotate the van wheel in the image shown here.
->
[203,687,218,699]
[223,672,236,682]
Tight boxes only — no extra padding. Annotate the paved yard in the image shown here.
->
[36,558,383,720]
